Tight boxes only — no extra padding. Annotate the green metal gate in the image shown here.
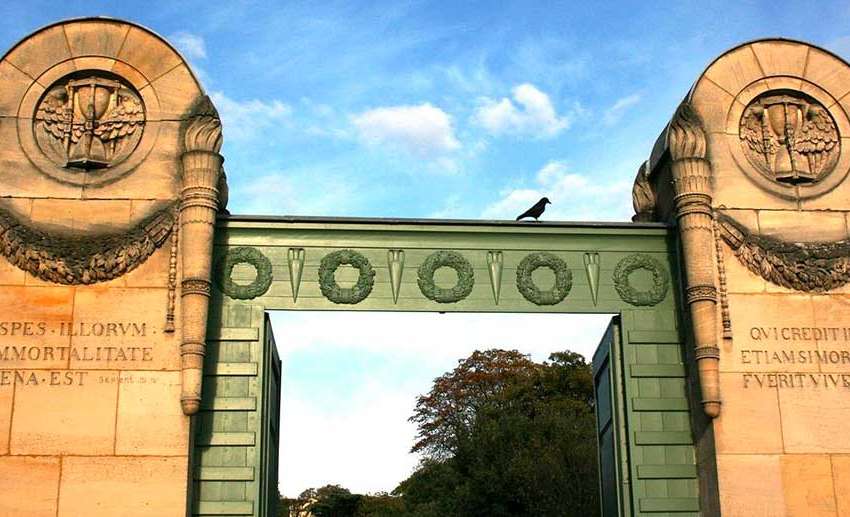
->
[192,215,701,516]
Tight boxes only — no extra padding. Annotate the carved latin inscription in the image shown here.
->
[0,319,158,385]
[739,325,850,390]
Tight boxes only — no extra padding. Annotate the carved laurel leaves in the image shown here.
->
[215,246,273,300]
[0,205,175,285]
[207,247,675,307]
[319,249,375,304]
[717,212,850,292]
[417,250,475,303]
[613,253,670,306]
[516,252,572,305]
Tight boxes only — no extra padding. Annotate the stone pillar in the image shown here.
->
[179,98,224,415]
[668,102,721,418]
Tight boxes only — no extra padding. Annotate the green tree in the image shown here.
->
[354,492,406,516]
[307,485,361,517]
[409,349,538,458]
[400,349,600,517]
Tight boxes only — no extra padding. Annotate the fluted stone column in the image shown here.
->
[179,97,224,415]
[668,103,721,418]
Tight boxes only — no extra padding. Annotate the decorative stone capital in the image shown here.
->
[667,102,707,162]
[183,96,223,154]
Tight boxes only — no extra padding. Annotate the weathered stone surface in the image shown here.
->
[58,456,187,517]
[116,371,188,455]
[144,64,202,120]
[805,48,850,101]
[703,44,764,99]
[10,370,118,455]
[0,382,12,454]
[714,373,782,453]
[5,24,71,80]
[64,19,129,58]
[0,286,73,369]
[0,456,61,517]
[780,455,838,516]
[750,40,808,78]
[0,59,32,116]
[717,454,785,516]
[116,27,182,83]
[832,455,850,516]
[758,209,849,246]
[779,382,850,453]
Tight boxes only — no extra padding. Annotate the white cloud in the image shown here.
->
[603,93,641,126]
[170,31,207,60]
[210,91,292,141]
[351,103,461,158]
[473,83,569,138]
[274,311,614,496]
[482,160,633,221]
[230,169,354,216]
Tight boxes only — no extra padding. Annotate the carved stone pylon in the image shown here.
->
[668,103,721,418]
[179,97,224,415]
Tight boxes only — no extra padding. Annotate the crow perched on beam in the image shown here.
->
[516,197,551,221]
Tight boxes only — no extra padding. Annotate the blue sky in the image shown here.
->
[5,0,850,497]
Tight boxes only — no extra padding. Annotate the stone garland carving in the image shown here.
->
[165,222,179,333]
[215,246,273,300]
[668,101,721,418]
[179,96,225,416]
[712,216,732,339]
[0,204,175,284]
[516,252,572,305]
[716,212,850,292]
[417,250,474,303]
[612,254,669,306]
[318,249,375,304]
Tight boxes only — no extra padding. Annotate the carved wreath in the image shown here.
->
[516,252,572,305]
[613,254,669,306]
[318,249,375,304]
[417,250,475,303]
[717,213,850,292]
[0,205,175,285]
[215,246,273,300]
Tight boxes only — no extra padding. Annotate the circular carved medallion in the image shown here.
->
[739,90,839,186]
[318,250,375,304]
[613,254,669,306]
[27,71,146,186]
[215,247,273,300]
[516,252,572,305]
[417,251,475,303]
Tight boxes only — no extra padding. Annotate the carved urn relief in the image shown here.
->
[739,90,839,185]
[35,72,145,172]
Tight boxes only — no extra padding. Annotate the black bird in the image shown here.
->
[516,197,551,221]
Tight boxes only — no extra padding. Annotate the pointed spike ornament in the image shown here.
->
[288,248,305,303]
[486,251,504,305]
[583,252,600,306]
[387,250,405,304]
